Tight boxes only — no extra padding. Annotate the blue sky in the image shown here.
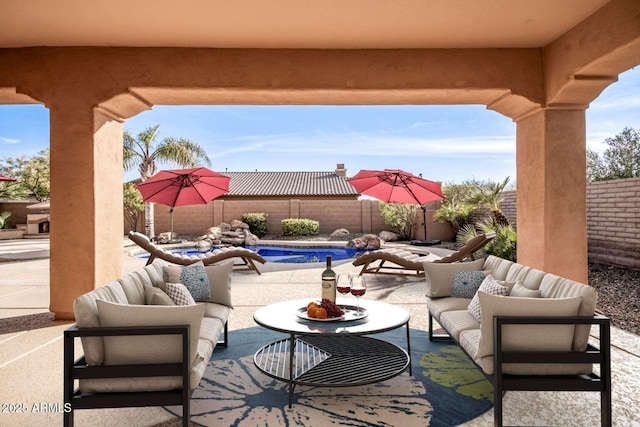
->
[1,67,638,186]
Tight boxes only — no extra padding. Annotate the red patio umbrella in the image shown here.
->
[347,169,444,242]
[136,167,230,238]
[0,174,17,182]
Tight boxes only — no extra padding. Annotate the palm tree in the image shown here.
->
[467,177,511,226]
[123,124,211,238]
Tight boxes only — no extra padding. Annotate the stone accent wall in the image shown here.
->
[499,178,640,269]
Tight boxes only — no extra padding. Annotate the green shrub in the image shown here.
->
[241,212,269,237]
[379,202,419,240]
[281,218,319,236]
[457,221,517,261]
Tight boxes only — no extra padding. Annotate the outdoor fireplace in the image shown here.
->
[26,201,50,235]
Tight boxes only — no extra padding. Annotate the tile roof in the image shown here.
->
[223,171,358,197]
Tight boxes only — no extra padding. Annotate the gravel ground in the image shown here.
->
[266,234,640,335]
[588,262,640,336]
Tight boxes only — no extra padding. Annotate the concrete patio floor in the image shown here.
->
[1,238,639,426]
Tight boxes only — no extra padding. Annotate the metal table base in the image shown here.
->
[254,331,411,406]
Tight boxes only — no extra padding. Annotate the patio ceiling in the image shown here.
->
[0,0,611,49]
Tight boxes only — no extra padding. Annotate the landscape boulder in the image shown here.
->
[379,231,399,242]
[329,228,350,238]
[195,239,213,251]
[346,234,382,250]
[155,232,175,244]
[243,229,260,246]
[231,219,250,230]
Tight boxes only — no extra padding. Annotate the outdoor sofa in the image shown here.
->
[425,255,611,426]
[63,258,234,427]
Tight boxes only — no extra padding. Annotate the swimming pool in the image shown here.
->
[139,245,362,264]
[248,245,362,263]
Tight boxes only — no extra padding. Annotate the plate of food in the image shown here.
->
[296,299,368,322]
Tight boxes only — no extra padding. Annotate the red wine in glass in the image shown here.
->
[350,288,366,296]
[336,274,351,308]
[350,276,366,314]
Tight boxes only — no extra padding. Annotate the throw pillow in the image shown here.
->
[144,285,176,305]
[204,260,234,307]
[450,270,487,298]
[509,282,542,298]
[96,300,205,366]
[467,275,509,322]
[164,261,212,302]
[474,292,582,359]
[165,282,196,306]
[423,258,485,297]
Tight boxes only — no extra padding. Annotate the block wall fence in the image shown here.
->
[148,197,453,241]
[500,176,640,269]
[1,178,638,269]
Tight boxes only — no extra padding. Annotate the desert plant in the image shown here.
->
[242,212,269,237]
[123,183,145,232]
[0,212,12,229]
[433,200,474,235]
[281,218,319,236]
[379,202,419,240]
[457,220,517,261]
[466,177,511,226]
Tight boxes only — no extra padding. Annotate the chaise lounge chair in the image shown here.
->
[352,232,496,277]
[128,231,266,275]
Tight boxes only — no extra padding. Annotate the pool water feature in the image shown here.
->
[139,245,362,264]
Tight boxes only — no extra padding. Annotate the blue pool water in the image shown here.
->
[141,245,362,264]
[248,245,362,263]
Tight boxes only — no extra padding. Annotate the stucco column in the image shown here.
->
[515,109,587,283]
[49,106,124,319]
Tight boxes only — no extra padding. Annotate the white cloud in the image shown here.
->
[209,130,516,161]
[0,137,20,144]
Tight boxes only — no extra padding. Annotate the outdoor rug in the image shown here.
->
[165,327,494,427]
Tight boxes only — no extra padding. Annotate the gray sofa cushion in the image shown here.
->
[144,285,176,305]
[538,274,597,351]
[504,263,545,290]
[96,300,205,367]
[117,270,151,305]
[509,282,542,298]
[481,256,513,281]
[204,260,234,307]
[73,281,129,366]
[427,297,471,319]
[459,329,593,376]
[143,260,167,290]
[439,310,480,341]
[475,292,582,359]
[423,258,485,297]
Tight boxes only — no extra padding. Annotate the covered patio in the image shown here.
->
[1,239,639,425]
[0,0,639,318]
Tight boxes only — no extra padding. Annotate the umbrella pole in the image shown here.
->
[422,205,427,240]
[170,208,174,239]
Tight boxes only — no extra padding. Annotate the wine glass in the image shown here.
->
[336,274,351,308]
[350,275,367,314]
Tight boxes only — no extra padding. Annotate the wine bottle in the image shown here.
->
[321,255,337,303]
